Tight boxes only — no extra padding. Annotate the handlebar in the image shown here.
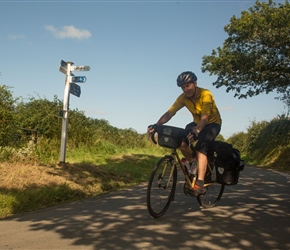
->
[149,132,158,144]
[147,124,199,145]
[147,124,158,144]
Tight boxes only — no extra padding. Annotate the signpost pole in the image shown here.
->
[60,61,73,164]
[59,60,90,165]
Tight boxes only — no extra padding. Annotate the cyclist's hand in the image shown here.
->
[147,124,158,134]
[186,127,199,142]
[187,133,195,143]
[147,124,158,144]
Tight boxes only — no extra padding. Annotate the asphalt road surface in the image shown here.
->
[0,165,289,250]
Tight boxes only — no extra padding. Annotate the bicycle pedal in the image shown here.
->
[185,189,197,197]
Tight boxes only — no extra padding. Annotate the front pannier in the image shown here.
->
[212,141,245,185]
[156,125,186,149]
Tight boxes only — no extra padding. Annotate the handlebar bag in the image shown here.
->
[156,125,186,149]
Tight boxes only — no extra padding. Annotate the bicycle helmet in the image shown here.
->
[176,71,197,87]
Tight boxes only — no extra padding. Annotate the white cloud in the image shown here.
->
[45,25,92,40]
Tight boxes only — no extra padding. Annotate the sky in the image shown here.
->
[0,0,287,139]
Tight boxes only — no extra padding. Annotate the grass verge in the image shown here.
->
[0,149,163,219]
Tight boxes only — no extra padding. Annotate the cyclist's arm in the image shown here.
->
[196,114,209,133]
[156,111,174,126]
[157,96,184,125]
[148,95,182,133]
[187,114,209,141]
[147,111,174,134]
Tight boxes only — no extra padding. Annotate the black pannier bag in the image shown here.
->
[156,125,186,149]
[212,141,245,185]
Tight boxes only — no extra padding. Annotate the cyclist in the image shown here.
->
[148,71,222,196]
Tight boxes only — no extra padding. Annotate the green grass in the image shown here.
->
[0,147,165,219]
[0,184,80,217]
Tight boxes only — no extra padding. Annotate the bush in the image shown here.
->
[0,142,38,164]
[227,132,247,156]
[0,86,19,147]
[243,117,290,167]
[35,137,60,164]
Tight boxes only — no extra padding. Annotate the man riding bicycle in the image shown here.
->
[148,71,222,196]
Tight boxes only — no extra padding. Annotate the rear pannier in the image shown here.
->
[212,141,245,185]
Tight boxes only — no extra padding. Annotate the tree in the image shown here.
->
[16,95,63,140]
[0,85,19,146]
[201,0,290,104]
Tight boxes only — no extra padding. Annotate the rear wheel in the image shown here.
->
[197,165,225,208]
[147,155,177,218]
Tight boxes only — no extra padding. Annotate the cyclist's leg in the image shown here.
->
[193,123,221,195]
[179,122,197,163]
[196,151,207,181]
[179,141,194,162]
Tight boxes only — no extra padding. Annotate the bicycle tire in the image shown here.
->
[197,165,225,208]
[146,155,177,218]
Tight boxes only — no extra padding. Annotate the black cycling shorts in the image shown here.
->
[183,122,221,156]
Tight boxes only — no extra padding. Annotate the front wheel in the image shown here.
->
[197,165,225,208]
[146,155,177,218]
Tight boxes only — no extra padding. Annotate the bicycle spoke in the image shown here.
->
[197,165,224,208]
[147,156,177,218]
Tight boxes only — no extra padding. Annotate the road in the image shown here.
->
[0,165,289,250]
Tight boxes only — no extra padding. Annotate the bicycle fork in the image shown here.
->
[156,159,175,190]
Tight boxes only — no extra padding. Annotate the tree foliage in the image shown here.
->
[0,86,19,146]
[226,116,290,170]
[0,87,149,156]
[16,95,63,140]
[202,0,290,102]
[245,117,289,166]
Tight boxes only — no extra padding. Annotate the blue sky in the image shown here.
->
[0,0,286,138]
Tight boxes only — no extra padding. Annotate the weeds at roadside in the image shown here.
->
[0,151,161,219]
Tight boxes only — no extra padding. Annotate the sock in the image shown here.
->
[196,180,204,187]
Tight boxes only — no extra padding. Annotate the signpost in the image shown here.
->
[71,76,86,83]
[71,65,90,71]
[59,60,90,164]
[59,66,67,75]
[70,82,81,97]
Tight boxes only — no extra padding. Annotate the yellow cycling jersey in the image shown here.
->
[168,87,222,125]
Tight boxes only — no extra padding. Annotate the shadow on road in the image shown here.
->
[1,165,289,249]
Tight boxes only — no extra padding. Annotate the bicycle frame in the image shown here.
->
[168,148,196,187]
[168,148,216,188]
